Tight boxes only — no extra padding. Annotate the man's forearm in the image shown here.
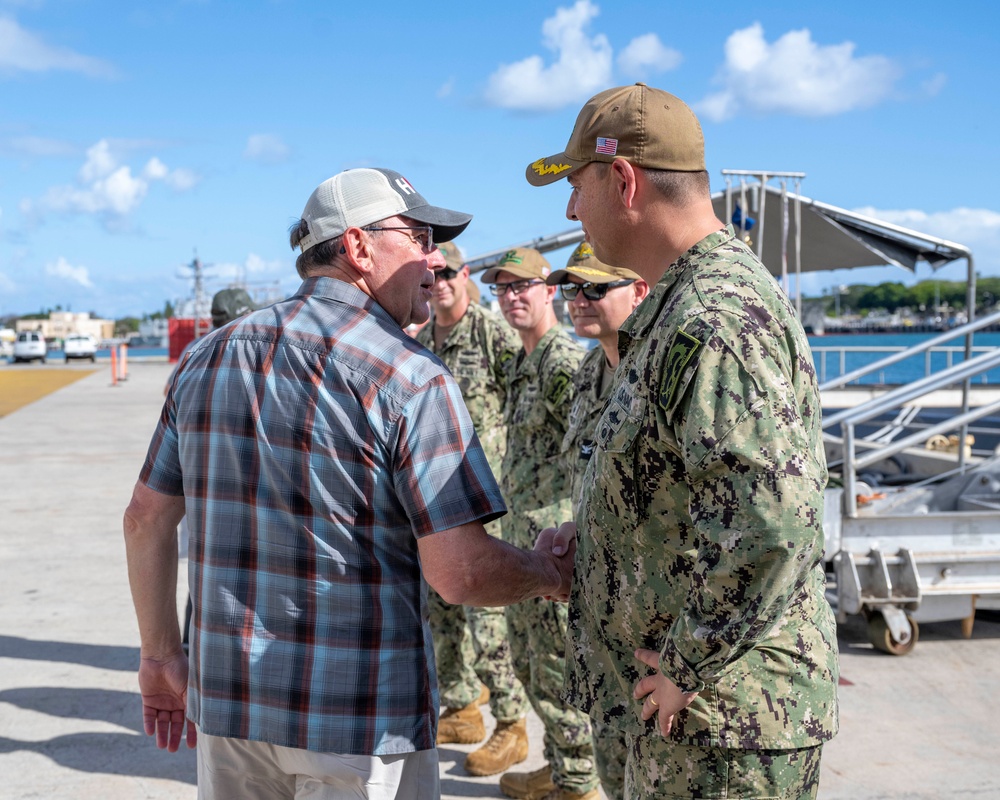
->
[451,536,562,606]
[123,483,186,658]
[418,520,573,607]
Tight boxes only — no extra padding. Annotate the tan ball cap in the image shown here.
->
[547,241,642,285]
[481,247,551,283]
[525,83,705,186]
[437,241,465,272]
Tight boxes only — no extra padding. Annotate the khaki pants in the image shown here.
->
[197,729,440,800]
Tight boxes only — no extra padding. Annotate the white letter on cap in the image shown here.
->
[395,177,415,196]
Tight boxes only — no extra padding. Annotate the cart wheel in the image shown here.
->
[867,612,919,656]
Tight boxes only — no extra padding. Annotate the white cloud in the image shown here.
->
[0,16,114,77]
[485,0,612,111]
[211,253,287,285]
[79,140,117,182]
[244,134,290,164]
[617,33,681,78]
[852,207,1000,252]
[44,165,147,215]
[245,253,284,274]
[142,156,169,180]
[30,138,200,226]
[46,256,92,288]
[164,167,199,191]
[697,23,900,122]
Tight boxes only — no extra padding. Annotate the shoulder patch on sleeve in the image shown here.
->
[659,329,701,412]
[546,368,574,406]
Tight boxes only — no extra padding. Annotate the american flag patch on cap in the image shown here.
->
[596,137,618,155]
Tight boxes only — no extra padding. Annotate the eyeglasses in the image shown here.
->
[489,280,545,297]
[434,266,461,281]
[559,279,634,302]
[364,225,435,254]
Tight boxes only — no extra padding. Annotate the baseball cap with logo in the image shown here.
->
[297,167,472,252]
[546,241,642,285]
[480,247,551,283]
[525,83,705,187]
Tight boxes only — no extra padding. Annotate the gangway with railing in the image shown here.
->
[821,310,1000,654]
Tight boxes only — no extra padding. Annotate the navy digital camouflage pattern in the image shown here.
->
[502,325,598,792]
[417,302,529,721]
[567,226,839,752]
[562,344,611,516]
[561,343,628,799]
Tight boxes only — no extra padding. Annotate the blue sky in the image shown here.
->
[1,0,998,319]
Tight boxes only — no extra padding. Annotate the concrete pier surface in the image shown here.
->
[1,361,999,799]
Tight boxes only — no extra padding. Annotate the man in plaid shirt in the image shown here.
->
[123,168,576,800]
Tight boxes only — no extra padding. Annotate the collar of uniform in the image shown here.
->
[620,225,735,341]
[428,303,477,350]
[512,324,563,375]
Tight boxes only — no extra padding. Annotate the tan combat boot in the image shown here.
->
[464,718,529,777]
[436,701,485,745]
[497,762,554,799]
[477,683,491,705]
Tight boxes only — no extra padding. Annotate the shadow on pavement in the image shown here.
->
[0,732,196,784]
[0,634,137,672]
[0,687,196,784]
[0,686,142,728]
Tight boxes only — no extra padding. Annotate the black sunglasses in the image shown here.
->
[559,279,634,302]
[434,267,461,281]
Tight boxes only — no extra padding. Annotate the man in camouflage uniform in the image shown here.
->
[416,241,533,777]
[546,243,647,800]
[527,84,840,798]
[482,249,599,800]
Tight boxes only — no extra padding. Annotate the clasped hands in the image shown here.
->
[533,520,578,602]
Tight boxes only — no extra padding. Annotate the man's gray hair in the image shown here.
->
[288,219,383,279]
[641,168,710,205]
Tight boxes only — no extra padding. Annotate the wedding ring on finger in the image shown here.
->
[648,696,658,707]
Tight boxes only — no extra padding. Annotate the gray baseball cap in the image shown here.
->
[297,167,472,252]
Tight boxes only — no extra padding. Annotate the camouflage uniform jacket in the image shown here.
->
[567,226,840,749]
[501,326,584,549]
[561,344,612,517]
[417,302,519,477]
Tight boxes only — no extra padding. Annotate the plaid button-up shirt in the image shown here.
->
[140,276,506,756]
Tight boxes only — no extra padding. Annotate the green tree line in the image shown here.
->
[819,278,1000,315]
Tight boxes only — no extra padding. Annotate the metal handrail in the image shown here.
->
[818,307,1000,392]
[824,347,1000,431]
[829,341,1000,516]
[814,345,999,386]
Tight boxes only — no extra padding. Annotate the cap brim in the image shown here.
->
[525,153,591,187]
[546,266,622,285]
[404,204,472,243]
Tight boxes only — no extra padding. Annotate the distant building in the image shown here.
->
[15,312,114,342]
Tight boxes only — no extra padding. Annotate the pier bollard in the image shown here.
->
[110,346,118,387]
[118,343,129,382]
